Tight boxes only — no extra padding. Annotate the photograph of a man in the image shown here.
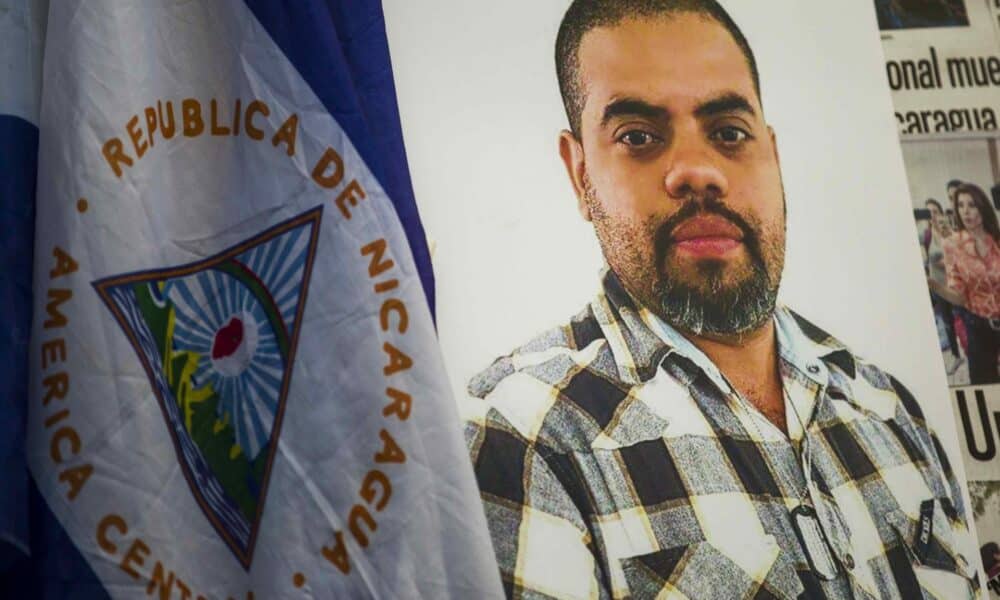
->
[465,1,978,598]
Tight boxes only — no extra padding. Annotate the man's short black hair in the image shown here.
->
[946,179,963,190]
[555,0,761,138]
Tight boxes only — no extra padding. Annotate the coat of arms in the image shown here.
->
[93,207,323,567]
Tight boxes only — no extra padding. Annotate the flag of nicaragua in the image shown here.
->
[26,1,502,597]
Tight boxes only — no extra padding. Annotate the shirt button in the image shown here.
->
[807,364,820,374]
[844,554,855,570]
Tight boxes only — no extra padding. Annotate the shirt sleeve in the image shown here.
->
[465,404,609,599]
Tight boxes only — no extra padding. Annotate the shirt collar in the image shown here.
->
[774,307,830,387]
[639,306,732,392]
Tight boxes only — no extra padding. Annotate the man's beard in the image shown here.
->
[588,188,783,338]
[651,198,781,337]
[656,264,777,337]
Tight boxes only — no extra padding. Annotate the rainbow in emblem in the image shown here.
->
[93,206,322,568]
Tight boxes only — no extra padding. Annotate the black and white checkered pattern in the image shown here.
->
[466,270,979,599]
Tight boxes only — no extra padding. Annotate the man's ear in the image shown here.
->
[559,130,591,221]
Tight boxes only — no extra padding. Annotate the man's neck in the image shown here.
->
[684,320,786,433]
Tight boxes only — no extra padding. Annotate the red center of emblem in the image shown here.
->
[212,317,244,360]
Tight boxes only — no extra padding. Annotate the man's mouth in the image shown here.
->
[669,215,744,257]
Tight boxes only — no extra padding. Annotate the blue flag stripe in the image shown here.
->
[0,115,107,597]
[242,0,436,317]
[1,481,109,599]
[0,114,36,566]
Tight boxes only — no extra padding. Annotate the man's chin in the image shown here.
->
[656,290,777,338]
[661,260,754,294]
[652,261,779,337]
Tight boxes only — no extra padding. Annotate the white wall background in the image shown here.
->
[382,1,972,490]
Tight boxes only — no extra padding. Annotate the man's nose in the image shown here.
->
[663,140,728,200]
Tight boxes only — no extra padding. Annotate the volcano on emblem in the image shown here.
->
[93,206,323,568]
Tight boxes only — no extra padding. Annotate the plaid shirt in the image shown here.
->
[466,269,978,599]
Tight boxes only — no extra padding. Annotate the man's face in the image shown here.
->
[560,13,785,338]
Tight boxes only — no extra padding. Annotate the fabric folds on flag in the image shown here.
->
[19,1,502,597]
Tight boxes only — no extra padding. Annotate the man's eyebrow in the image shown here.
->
[694,92,756,118]
[600,98,668,127]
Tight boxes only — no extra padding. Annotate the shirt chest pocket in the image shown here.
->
[884,498,976,599]
[619,537,804,600]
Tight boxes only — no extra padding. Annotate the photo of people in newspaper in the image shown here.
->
[875,0,970,30]
[983,540,1000,594]
[968,481,1000,595]
[907,137,1000,386]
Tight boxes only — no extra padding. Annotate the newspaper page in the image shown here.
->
[880,0,999,137]
[881,0,1000,594]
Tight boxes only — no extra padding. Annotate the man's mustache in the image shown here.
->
[654,198,763,264]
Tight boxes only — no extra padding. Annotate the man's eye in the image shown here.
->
[711,126,750,145]
[618,130,658,147]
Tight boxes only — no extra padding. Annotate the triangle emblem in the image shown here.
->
[93,206,323,568]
